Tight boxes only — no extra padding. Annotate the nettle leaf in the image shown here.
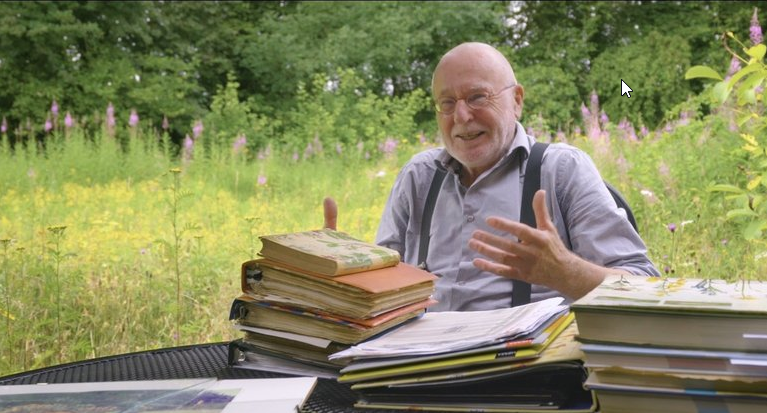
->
[745,44,766,60]
[684,65,723,81]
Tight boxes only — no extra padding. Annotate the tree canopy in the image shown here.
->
[0,1,762,146]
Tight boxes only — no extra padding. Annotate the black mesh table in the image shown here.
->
[0,342,393,413]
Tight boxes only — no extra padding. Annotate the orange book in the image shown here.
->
[241,259,437,319]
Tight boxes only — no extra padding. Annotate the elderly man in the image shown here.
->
[325,42,659,311]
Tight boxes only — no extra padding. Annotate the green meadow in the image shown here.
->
[0,0,765,379]
[0,101,762,376]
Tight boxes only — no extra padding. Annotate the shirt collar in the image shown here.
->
[434,121,533,174]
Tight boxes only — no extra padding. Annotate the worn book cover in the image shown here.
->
[585,374,767,413]
[258,228,400,276]
[581,342,767,378]
[242,258,437,319]
[571,275,767,351]
[229,296,426,344]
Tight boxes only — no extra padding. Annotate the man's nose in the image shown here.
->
[453,100,473,124]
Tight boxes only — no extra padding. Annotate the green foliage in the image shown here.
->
[512,63,581,130]
[283,68,430,155]
[589,31,692,128]
[202,73,275,153]
[688,33,766,244]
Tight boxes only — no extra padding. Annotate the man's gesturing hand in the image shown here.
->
[468,190,575,291]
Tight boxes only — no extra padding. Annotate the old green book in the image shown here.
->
[258,228,400,276]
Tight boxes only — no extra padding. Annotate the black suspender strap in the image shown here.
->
[513,142,549,307]
[418,143,548,307]
[418,167,447,269]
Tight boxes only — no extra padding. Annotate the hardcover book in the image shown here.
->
[258,228,400,276]
[571,275,767,351]
[242,258,437,319]
[230,295,427,344]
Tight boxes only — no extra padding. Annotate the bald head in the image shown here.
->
[432,42,517,95]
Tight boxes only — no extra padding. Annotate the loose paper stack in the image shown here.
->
[327,298,598,412]
[571,275,767,413]
[228,228,437,378]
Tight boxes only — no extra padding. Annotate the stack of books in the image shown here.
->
[571,275,767,413]
[227,228,437,378]
[328,298,598,412]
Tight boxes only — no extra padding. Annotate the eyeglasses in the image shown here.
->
[434,84,516,115]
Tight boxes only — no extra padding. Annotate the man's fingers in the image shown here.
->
[532,190,554,232]
[472,257,524,280]
[323,197,338,230]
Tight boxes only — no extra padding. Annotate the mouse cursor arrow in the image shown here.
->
[621,79,632,98]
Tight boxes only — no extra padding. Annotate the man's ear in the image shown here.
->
[513,84,525,119]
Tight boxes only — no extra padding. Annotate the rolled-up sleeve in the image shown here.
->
[543,145,660,276]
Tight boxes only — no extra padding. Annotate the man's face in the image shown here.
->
[433,53,523,177]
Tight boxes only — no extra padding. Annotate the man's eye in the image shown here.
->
[439,99,456,110]
[467,93,489,106]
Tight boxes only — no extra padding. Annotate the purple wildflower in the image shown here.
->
[162,115,169,130]
[580,103,590,120]
[640,125,649,137]
[380,137,398,155]
[106,102,116,128]
[182,134,194,162]
[599,110,609,125]
[667,223,677,233]
[677,111,690,127]
[129,109,139,127]
[574,126,582,135]
[1,117,6,134]
[292,152,299,162]
[590,91,599,112]
[232,134,247,153]
[64,112,74,129]
[336,143,343,155]
[257,175,267,186]
[663,265,671,274]
[751,8,763,45]
[44,117,52,133]
[192,120,204,139]
[726,56,741,79]
[51,100,59,117]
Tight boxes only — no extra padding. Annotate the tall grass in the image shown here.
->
[0,108,762,377]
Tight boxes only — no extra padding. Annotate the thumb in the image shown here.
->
[532,190,554,232]
[323,197,338,230]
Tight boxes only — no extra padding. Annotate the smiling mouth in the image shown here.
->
[455,131,484,141]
